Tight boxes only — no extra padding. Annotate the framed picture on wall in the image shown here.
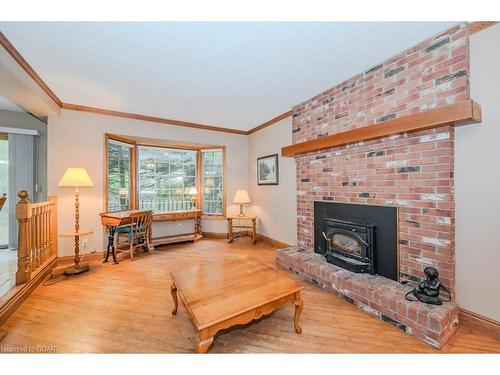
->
[257,154,279,185]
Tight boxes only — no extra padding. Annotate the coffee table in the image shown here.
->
[170,256,304,353]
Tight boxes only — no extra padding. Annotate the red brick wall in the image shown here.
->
[292,23,470,291]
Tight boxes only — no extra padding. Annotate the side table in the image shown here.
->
[227,216,257,244]
[59,229,93,274]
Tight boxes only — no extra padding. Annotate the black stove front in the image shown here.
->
[323,218,375,274]
[314,201,398,281]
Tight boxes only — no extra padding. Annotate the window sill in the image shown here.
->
[202,214,226,221]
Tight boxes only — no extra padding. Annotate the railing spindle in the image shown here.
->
[35,207,41,269]
[30,207,36,272]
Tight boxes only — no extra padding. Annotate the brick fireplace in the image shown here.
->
[277,23,472,348]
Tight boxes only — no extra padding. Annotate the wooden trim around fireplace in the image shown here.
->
[281,100,482,157]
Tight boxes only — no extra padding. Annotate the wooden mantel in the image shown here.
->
[281,100,482,157]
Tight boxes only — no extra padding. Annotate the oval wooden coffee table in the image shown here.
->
[170,256,304,353]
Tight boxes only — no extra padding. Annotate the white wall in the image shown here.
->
[48,110,248,256]
[248,117,297,246]
[455,24,500,321]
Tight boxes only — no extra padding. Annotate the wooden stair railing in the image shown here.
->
[15,190,58,285]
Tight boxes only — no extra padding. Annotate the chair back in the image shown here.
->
[130,210,153,237]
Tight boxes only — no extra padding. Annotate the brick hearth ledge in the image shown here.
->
[277,247,459,348]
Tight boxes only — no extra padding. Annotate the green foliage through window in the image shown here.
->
[107,141,132,212]
[138,146,197,212]
[202,149,223,215]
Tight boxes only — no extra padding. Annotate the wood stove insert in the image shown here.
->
[323,218,375,274]
[314,201,398,281]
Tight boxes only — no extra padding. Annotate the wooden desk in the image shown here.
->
[227,215,257,244]
[100,210,141,264]
[151,209,203,246]
[170,256,304,353]
[100,209,203,263]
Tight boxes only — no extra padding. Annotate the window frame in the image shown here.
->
[104,134,137,212]
[137,145,198,213]
[200,146,226,220]
[104,134,226,219]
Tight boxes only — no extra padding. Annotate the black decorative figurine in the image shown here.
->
[412,266,448,305]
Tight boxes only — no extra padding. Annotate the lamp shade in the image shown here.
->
[233,190,250,204]
[58,168,94,188]
[188,187,198,195]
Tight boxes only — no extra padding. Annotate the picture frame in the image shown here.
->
[257,154,279,185]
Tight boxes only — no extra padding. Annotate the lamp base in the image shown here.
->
[63,263,90,276]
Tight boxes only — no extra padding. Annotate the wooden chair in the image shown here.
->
[116,210,153,261]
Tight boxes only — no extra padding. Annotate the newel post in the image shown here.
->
[16,190,32,285]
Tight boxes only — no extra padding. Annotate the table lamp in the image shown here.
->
[58,167,94,275]
[188,187,198,210]
[233,190,250,217]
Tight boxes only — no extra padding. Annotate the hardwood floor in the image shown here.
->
[0,239,498,353]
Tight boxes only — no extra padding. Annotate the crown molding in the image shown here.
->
[0,31,62,107]
[61,103,248,135]
[246,110,292,135]
[0,31,279,135]
[469,21,498,34]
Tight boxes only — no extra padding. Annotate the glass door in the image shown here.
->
[0,133,8,248]
[0,133,15,298]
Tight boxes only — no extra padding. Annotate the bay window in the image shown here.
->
[105,134,225,217]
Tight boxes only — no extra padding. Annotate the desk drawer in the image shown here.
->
[154,213,175,222]
[174,211,195,220]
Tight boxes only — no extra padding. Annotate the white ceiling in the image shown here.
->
[0,94,23,112]
[0,22,456,131]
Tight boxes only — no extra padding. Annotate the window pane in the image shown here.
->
[138,146,197,213]
[107,141,132,212]
[202,149,224,215]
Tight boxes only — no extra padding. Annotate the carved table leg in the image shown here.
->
[252,218,257,244]
[291,292,303,334]
[196,333,214,354]
[103,226,112,263]
[171,283,178,315]
[227,218,233,243]
[104,226,119,264]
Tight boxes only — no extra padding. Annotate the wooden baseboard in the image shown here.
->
[257,234,290,248]
[0,257,57,326]
[202,232,228,239]
[202,231,290,248]
[460,308,500,341]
